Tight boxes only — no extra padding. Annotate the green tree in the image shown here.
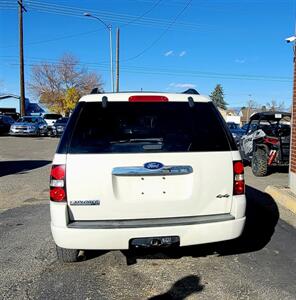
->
[209,84,228,110]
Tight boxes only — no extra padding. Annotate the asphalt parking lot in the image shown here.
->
[1,136,296,299]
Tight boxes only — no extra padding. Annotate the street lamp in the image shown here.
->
[84,12,114,92]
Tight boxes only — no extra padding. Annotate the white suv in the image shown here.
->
[50,92,246,262]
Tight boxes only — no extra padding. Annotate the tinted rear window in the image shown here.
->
[59,101,234,154]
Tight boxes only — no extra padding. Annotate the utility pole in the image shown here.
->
[18,0,26,116]
[116,28,120,92]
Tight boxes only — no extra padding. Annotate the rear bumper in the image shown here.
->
[50,203,246,250]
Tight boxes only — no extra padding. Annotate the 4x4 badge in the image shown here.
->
[216,194,230,198]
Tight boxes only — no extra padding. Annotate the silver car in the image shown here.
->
[10,116,48,136]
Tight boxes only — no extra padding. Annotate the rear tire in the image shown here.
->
[56,245,79,263]
[251,148,268,177]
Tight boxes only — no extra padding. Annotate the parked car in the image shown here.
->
[43,113,62,135]
[0,114,15,135]
[50,92,246,263]
[226,122,245,144]
[241,123,249,133]
[240,112,291,176]
[10,116,48,136]
[52,117,69,137]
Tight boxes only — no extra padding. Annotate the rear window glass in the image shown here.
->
[64,101,233,154]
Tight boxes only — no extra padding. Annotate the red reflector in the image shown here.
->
[129,95,169,102]
[233,161,244,174]
[51,165,65,180]
[234,180,245,195]
[50,187,66,202]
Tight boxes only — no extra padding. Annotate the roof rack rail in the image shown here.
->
[187,96,194,108]
[102,96,108,108]
[183,88,199,95]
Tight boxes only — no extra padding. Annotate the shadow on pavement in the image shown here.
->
[82,185,279,264]
[148,275,203,300]
[121,185,279,263]
[0,160,51,177]
[269,165,289,174]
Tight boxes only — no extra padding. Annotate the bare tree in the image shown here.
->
[29,54,104,114]
[266,100,286,112]
[245,99,258,121]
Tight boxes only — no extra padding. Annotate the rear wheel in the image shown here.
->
[56,245,79,263]
[251,148,268,177]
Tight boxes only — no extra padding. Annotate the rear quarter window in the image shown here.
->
[57,101,236,154]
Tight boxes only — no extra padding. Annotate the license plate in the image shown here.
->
[129,236,180,248]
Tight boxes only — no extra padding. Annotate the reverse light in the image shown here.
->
[233,161,245,195]
[50,165,66,202]
[129,95,169,102]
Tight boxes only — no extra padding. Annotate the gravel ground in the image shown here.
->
[1,136,296,300]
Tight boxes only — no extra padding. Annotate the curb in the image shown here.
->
[265,185,296,215]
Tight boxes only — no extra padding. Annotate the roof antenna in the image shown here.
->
[102,96,108,108]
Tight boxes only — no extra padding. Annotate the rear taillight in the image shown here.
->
[128,95,169,102]
[233,161,245,195]
[50,165,66,202]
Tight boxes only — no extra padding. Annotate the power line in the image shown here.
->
[22,0,205,31]
[0,1,210,49]
[122,0,193,62]
[0,29,103,49]
[121,0,163,28]
[1,55,292,82]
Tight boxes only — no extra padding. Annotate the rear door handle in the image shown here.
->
[112,165,193,176]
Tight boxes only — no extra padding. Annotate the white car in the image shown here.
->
[50,92,246,262]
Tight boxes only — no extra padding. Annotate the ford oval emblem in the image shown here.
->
[144,162,164,170]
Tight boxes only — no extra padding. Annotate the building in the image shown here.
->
[0,94,45,115]
[239,107,258,125]
[218,108,241,125]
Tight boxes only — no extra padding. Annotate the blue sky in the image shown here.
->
[0,0,295,109]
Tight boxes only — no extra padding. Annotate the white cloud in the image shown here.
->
[235,58,246,64]
[169,83,196,89]
[164,50,174,56]
[179,51,186,57]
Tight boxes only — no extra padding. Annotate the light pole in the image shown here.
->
[84,12,114,92]
[18,0,27,116]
